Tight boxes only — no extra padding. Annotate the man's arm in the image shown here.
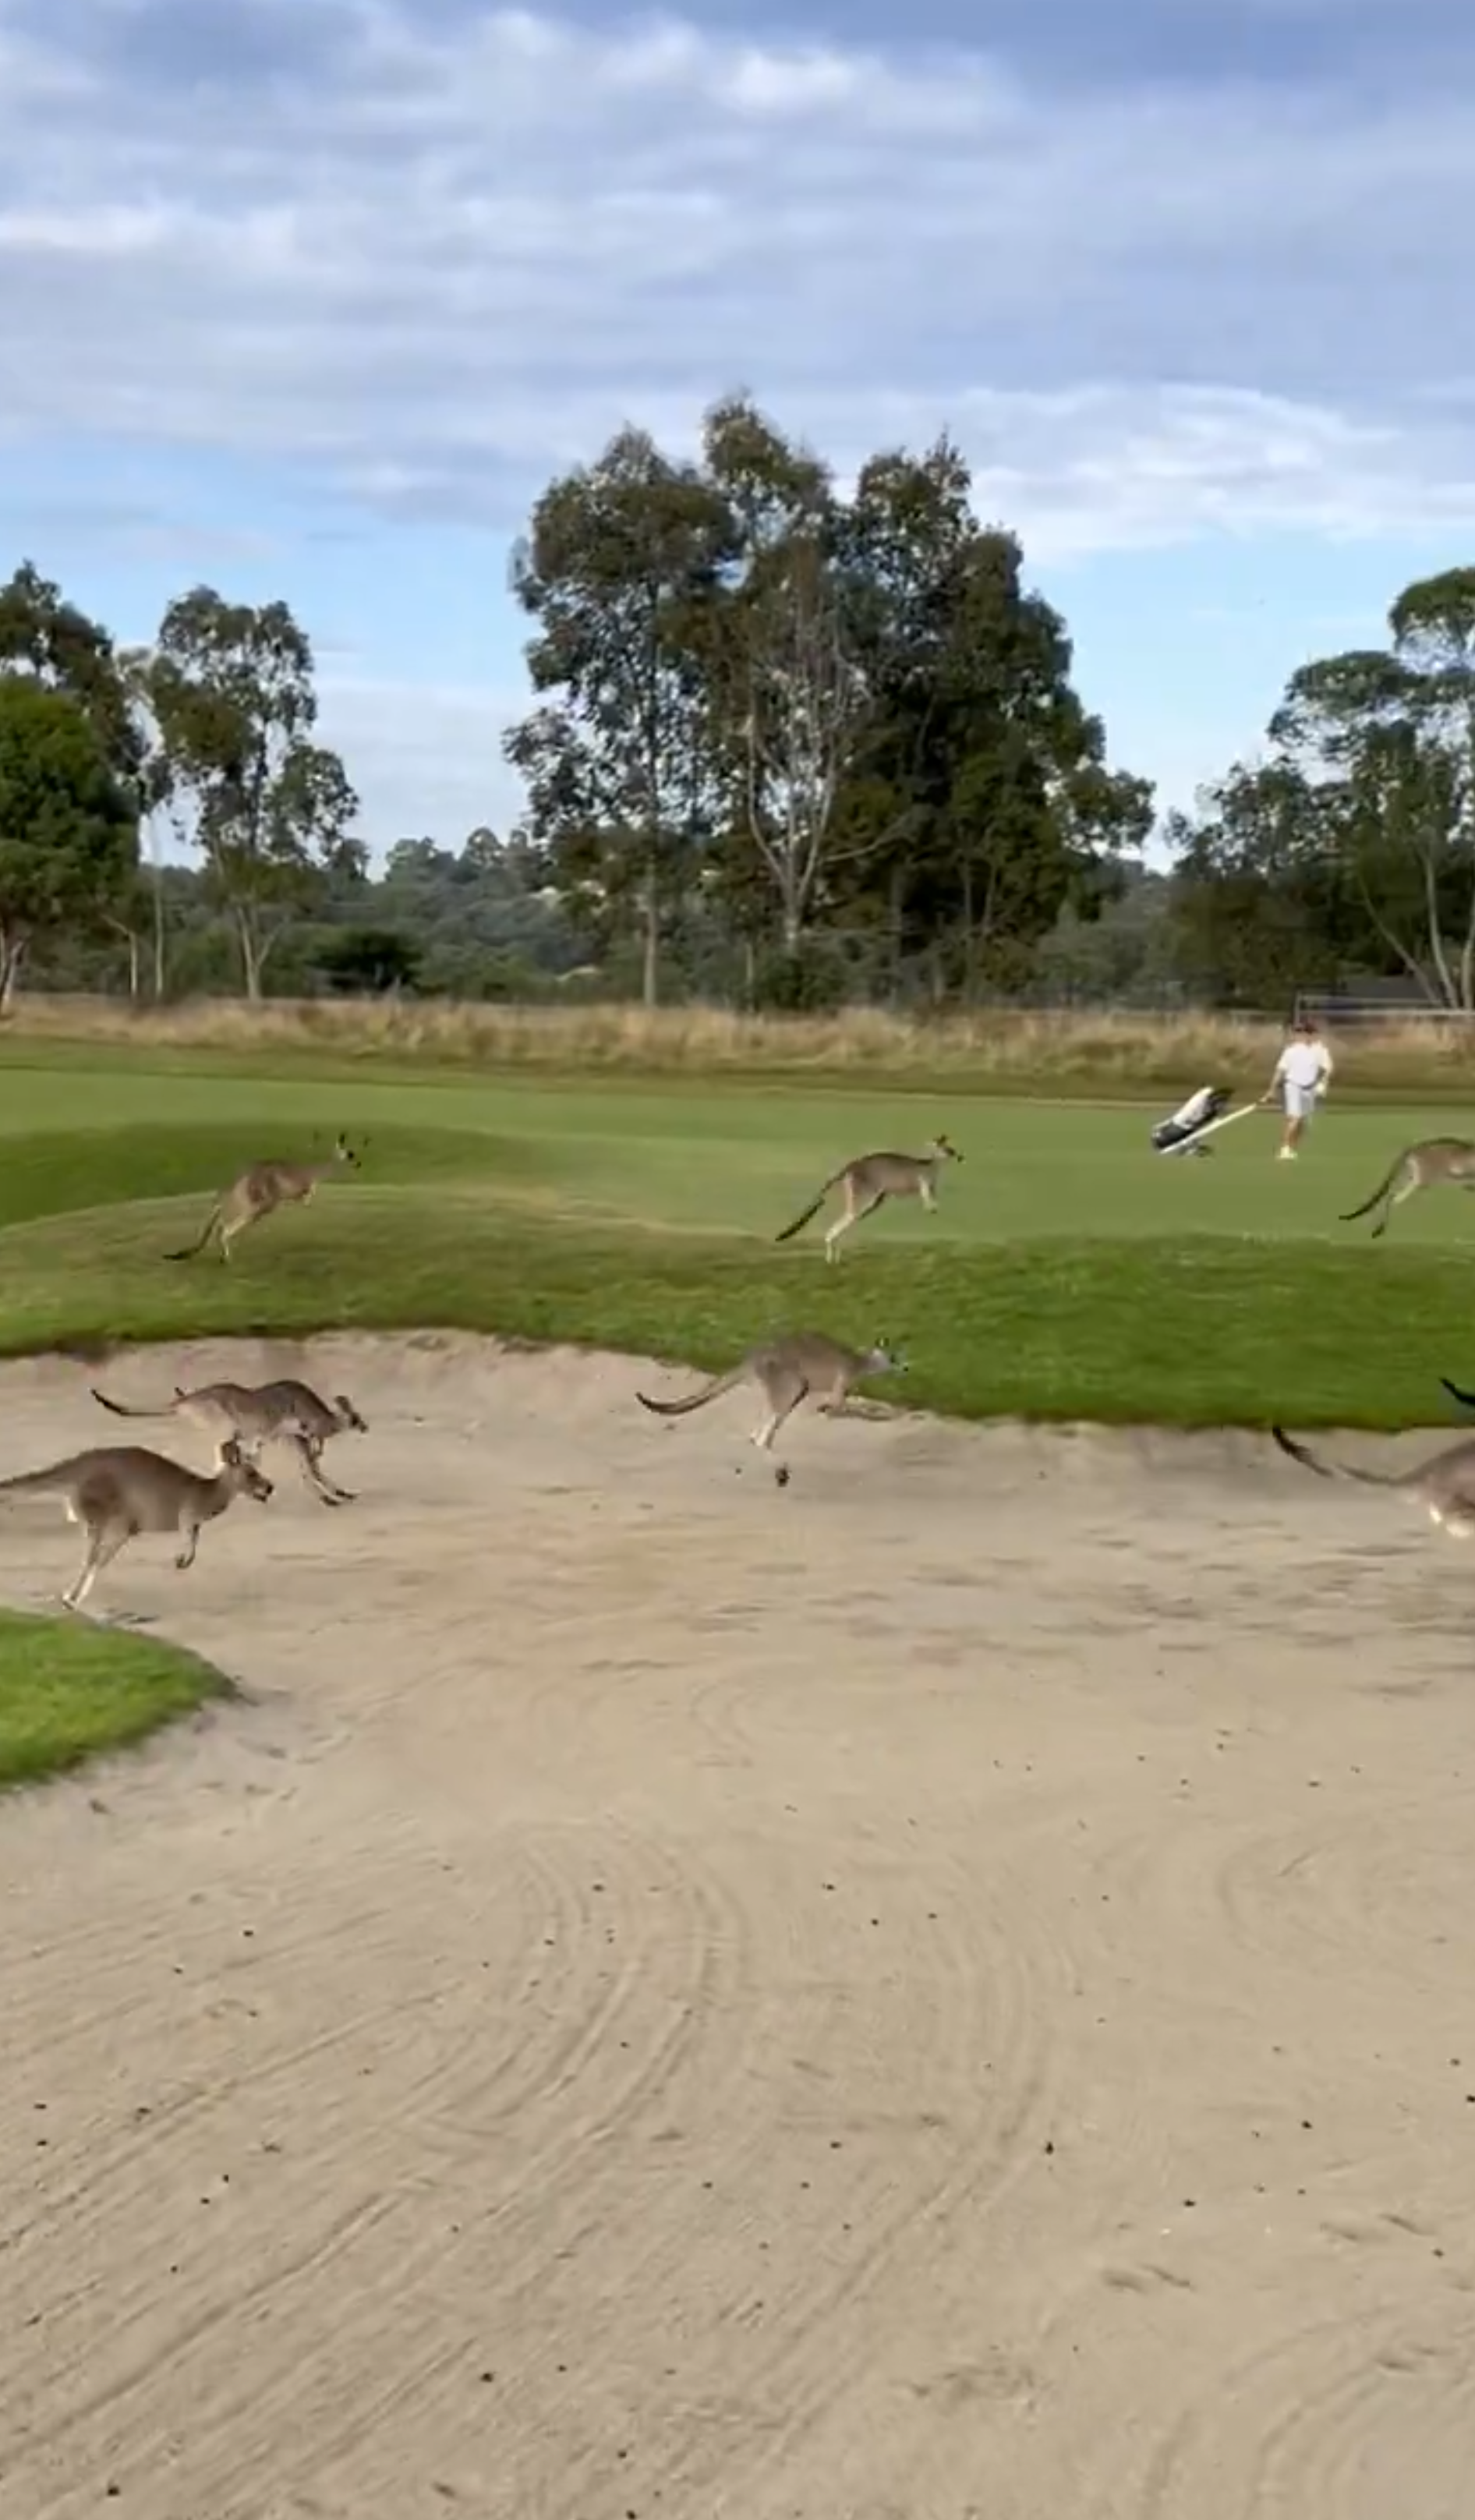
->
[1261,1046,1288,1103]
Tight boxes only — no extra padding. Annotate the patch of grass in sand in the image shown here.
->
[1,1062,1474,1427]
[0,1609,228,1790]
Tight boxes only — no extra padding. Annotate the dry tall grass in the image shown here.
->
[6,991,1475,1095]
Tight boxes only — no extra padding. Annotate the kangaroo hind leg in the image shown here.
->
[293,1432,353,1506]
[1375,1173,1421,1237]
[752,1371,808,1452]
[63,1523,128,1612]
[825,1191,883,1264]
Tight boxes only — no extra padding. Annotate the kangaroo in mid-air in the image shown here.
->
[1272,1424,1475,1538]
[0,1439,274,1611]
[637,1333,905,1453]
[90,1377,369,1506]
[165,1135,363,1263]
[1339,1139,1475,1238]
[774,1135,962,1263]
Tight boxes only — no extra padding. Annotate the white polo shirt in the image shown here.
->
[1275,1039,1332,1089]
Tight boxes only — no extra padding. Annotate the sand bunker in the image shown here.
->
[2,1333,1473,2518]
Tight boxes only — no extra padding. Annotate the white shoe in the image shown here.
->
[1277,1146,1296,1161]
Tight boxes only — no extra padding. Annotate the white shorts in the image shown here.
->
[1282,1081,1319,1120]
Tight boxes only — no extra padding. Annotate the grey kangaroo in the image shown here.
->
[637,1333,906,1453]
[774,1135,962,1263]
[165,1135,363,1263]
[90,1377,369,1506]
[1272,1424,1475,1538]
[1340,1139,1475,1238]
[0,1439,274,1611]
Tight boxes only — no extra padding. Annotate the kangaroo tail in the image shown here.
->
[0,1464,63,1495]
[1339,1156,1402,1225]
[774,1170,841,1245]
[1271,1426,1406,1488]
[90,1387,171,1420]
[164,1203,220,1262]
[636,1364,747,1418]
[1442,1376,1475,1412]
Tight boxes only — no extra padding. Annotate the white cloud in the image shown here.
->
[1,0,1473,558]
[5,0,1475,848]
[315,674,529,849]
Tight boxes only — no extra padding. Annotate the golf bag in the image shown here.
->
[1151,1084,1234,1156]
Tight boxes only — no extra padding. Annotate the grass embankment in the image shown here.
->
[1,1076,1473,1429]
[0,1609,228,1791]
[7,990,1475,1100]
[5,1057,1470,1778]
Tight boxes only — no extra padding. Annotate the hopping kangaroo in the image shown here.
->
[774,1135,962,1263]
[1272,1425,1475,1538]
[1339,1138,1475,1238]
[165,1135,363,1263]
[0,1439,273,1611]
[90,1377,369,1506]
[637,1333,905,1453]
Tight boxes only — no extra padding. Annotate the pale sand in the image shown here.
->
[2,1333,1473,2519]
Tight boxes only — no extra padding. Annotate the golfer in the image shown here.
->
[1261,1016,1334,1161]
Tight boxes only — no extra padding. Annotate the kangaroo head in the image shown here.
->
[867,1340,907,1375]
[930,1133,961,1163]
[334,1394,370,1433]
[333,1134,362,1168]
[219,1437,274,1501]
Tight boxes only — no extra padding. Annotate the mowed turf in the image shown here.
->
[0,1609,229,1790]
[0,1051,1473,1426]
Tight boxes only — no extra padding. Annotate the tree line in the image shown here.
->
[4,400,1473,1014]
[0,564,363,1011]
[1166,568,1475,1011]
[501,396,1155,1007]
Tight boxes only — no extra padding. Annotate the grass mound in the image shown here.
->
[0,1121,548,1233]
[1,1185,1473,1431]
[0,1073,1473,1429]
[0,1609,230,1790]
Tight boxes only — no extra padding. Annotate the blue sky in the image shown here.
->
[2,0,1474,859]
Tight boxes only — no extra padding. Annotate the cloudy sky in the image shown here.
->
[2,0,1473,856]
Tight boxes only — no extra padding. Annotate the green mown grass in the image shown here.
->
[0,1064,1473,1428]
[0,1609,229,1791]
[7,1054,1473,1783]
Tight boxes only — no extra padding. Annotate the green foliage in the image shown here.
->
[1173,565,1475,1007]
[1031,872,1180,1007]
[504,395,1153,1004]
[0,678,139,1007]
[17,534,1475,1017]
[318,925,423,994]
[750,936,852,1014]
[504,426,735,1005]
[133,587,364,999]
[0,559,143,788]
[0,1610,227,1790]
